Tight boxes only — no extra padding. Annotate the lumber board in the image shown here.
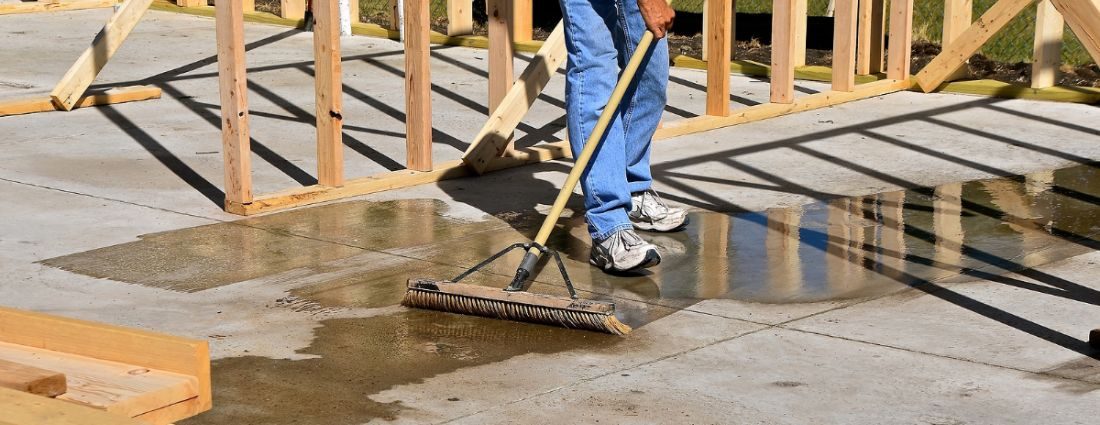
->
[49,0,154,111]
[488,0,515,114]
[511,0,533,42]
[706,0,733,116]
[314,0,345,187]
[0,342,197,419]
[793,0,808,67]
[1050,0,1100,64]
[215,0,254,205]
[0,0,118,15]
[1032,0,1064,89]
[0,307,210,419]
[886,0,914,81]
[387,0,399,30]
[915,0,1036,92]
[280,0,305,20]
[832,0,858,91]
[404,0,433,171]
[462,21,566,174]
[175,0,203,7]
[771,0,798,103]
[0,359,66,397]
[347,0,359,23]
[702,0,736,57]
[856,0,885,75]
[0,387,142,425]
[943,0,974,81]
[447,0,473,35]
[228,80,909,215]
[243,0,254,13]
[0,86,161,117]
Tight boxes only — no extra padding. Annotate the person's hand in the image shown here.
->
[638,0,675,39]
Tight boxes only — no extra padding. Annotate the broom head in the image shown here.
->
[403,278,631,335]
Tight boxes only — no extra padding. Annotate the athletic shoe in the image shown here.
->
[629,189,688,232]
[590,229,662,272]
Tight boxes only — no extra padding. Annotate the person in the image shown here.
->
[560,0,687,273]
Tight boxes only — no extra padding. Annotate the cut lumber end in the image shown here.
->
[49,94,77,112]
[0,359,67,397]
[914,73,939,93]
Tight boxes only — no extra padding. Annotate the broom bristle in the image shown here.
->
[402,288,632,335]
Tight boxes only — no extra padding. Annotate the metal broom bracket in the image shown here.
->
[450,241,578,300]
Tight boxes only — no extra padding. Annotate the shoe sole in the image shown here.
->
[590,248,662,272]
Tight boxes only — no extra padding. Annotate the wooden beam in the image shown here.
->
[280,0,305,20]
[387,0,399,30]
[857,0,886,75]
[314,0,345,187]
[49,0,153,111]
[702,0,738,58]
[243,0,254,13]
[487,0,515,151]
[943,0,974,81]
[832,0,858,91]
[215,0,254,206]
[512,0,533,42]
[0,387,143,425]
[175,0,204,8]
[447,0,473,36]
[405,0,433,171]
[793,0,808,66]
[915,0,1037,92]
[0,85,160,117]
[0,0,117,15]
[1032,0,1064,89]
[347,0,359,23]
[462,22,566,174]
[886,0,914,81]
[0,360,66,397]
[707,0,733,115]
[1049,0,1100,64]
[230,79,909,215]
[771,0,797,104]
[0,307,210,419]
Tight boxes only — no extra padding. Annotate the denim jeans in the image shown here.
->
[559,0,670,240]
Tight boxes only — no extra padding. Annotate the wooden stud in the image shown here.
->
[175,0,204,8]
[915,0,1036,92]
[49,0,154,111]
[230,79,909,215]
[487,0,515,150]
[215,0,254,206]
[707,0,732,115]
[280,0,305,20]
[405,0,432,171]
[886,0,914,81]
[0,0,117,15]
[387,0,399,31]
[771,0,797,104]
[0,387,144,425]
[314,0,345,187]
[348,0,360,24]
[944,0,974,81]
[0,359,66,397]
[0,86,161,118]
[1049,0,1100,64]
[463,22,566,174]
[832,0,858,91]
[1032,0,1064,89]
[243,0,255,13]
[793,0,808,67]
[857,0,886,74]
[447,0,473,36]
[512,0,534,42]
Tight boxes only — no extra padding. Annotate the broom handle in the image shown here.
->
[532,30,657,248]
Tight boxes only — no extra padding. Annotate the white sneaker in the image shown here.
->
[629,189,688,232]
[590,229,662,272]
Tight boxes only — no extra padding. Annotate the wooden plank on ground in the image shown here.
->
[0,307,210,417]
[49,0,154,111]
[1032,0,1064,89]
[1050,0,1100,64]
[944,0,974,81]
[215,0,254,206]
[405,0,433,171]
[314,0,345,187]
[886,0,914,81]
[771,0,798,103]
[707,0,732,116]
[857,0,885,74]
[280,0,305,19]
[447,0,473,35]
[0,359,66,397]
[462,21,566,174]
[832,0,858,91]
[0,387,142,425]
[915,0,1036,92]
[0,0,117,15]
[0,86,161,118]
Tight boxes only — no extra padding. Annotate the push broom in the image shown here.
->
[402,20,667,335]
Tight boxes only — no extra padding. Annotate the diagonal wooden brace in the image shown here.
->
[462,21,567,175]
[1050,0,1100,64]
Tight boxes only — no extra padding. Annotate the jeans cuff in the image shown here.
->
[592,223,634,241]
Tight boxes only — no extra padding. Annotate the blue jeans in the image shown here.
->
[559,0,669,240]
